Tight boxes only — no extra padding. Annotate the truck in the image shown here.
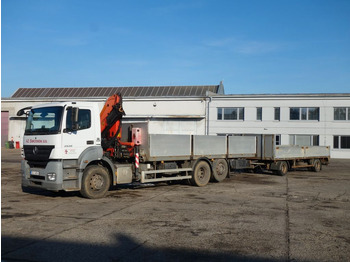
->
[18,94,330,198]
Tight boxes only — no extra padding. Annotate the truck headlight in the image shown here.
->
[47,173,56,181]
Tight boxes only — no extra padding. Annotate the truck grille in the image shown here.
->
[23,145,55,168]
[30,175,46,180]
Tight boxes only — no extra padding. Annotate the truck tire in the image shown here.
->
[212,159,228,182]
[311,159,322,172]
[80,165,110,199]
[190,161,211,187]
[276,161,288,176]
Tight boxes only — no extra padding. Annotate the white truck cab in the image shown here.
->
[21,101,102,192]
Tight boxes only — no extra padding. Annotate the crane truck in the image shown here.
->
[18,94,330,199]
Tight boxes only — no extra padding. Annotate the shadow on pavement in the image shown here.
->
[2,233,280,262]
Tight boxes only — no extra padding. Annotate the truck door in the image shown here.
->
[62,107,97,158]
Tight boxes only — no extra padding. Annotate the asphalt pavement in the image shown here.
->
[2,148,350,261]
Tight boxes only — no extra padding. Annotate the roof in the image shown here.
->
[11,84,224,98]
[213,93,350,99]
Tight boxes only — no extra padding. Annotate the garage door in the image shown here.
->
[1,111,9,147]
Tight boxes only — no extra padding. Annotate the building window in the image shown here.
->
[275,134,281,145]
[334,136,350,149]
[290,107,319,121]
[289,135,319,146]
[274,107,280,121]
[217,108,222,120]
[290,108,299,120]
[334,107,350,120]
[256,107,262,121]
[217,107,244,120]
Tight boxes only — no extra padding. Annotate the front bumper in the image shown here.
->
[21,160,79,192]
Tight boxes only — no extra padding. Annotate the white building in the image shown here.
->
[1,85,223,148]
[2,84,350,158]
[208,93,350,159]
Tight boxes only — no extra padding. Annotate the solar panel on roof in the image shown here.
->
[10,85,221,98]
[26,88,35,97]
[45,88,55,97]
[69,88,78,97]
[110,87,119,96]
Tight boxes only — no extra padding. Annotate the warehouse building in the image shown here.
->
[1,84,223,149]
[207,93,350,159]
[1,83,350,158]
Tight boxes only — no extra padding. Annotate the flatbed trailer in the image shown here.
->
[245,134,330,175]
[123,123,330,184]
[128,123,257,185]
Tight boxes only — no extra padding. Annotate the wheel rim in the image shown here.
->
[217,163,226,176]
[198,167,207,181]
[315,161,320,170]
[90,174,104,191]
[282,165,287,174]
[279,161,288,176]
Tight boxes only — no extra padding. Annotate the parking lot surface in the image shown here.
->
[2,148,350,261]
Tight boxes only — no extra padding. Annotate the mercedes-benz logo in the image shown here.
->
[33,146,39,155]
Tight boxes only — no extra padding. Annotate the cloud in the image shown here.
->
[204,37,236,48]
[149,2,204,14]
[203,37,284,55]
[234,41,282,55]
[104,59,151,67]
[54,37,88,47]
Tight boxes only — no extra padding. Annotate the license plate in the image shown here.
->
[30,170,40,176]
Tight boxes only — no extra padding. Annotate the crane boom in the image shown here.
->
[100,93,124,139]
[100,93,134,158]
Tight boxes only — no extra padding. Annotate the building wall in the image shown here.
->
[122,98,207,135]
[0,97,207,148]
[208,95,350,159]
[1,111,9,147]
[1,100,33,147]
[2,94,350,159]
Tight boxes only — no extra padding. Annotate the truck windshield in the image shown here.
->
[25,107,64,135]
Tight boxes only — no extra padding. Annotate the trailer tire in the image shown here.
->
[276,161,288,176]
[311,159,322,172]
[80,165,110,199]
[212,159,228,182]
[190,161,211,187]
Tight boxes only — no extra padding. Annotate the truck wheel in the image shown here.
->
[276,161,288,176]
[80,165,110,199]
[212,159,228,182]
[311,159,322,172]
[191,161,211,187]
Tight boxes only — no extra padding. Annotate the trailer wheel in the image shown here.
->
[276,161,288,176]
[191,161,211,187]
[311,159,322,172]
[80,165,110,199]
[212,159,228,182]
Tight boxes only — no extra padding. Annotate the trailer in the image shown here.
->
[125,123,330,183]
[120,122,258,187]
[246,134,330,175]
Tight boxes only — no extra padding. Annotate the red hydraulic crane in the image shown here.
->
[100,93,134,159]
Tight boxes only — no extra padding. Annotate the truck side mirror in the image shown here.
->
[72,107,79,131]
[17,106,32,116]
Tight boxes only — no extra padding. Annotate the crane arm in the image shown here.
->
[100,93,125,140]
[100,93,134,158]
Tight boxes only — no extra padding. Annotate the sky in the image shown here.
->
[1,0,350,97]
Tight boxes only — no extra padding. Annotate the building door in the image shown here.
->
[1,111,9,147]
